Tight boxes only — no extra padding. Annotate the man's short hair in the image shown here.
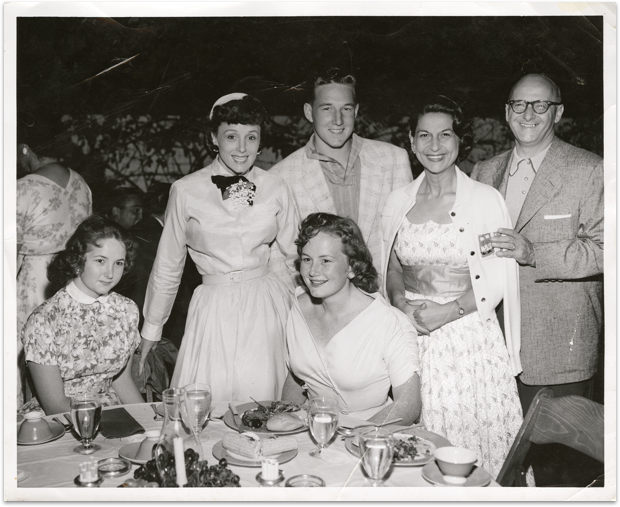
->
[308,67,357,104]
[508,73,562,102]
[110,187,144,210]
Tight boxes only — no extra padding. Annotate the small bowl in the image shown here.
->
[136,430,161,462]
[18,411,53,443]
[434,446,477,480]
[285,474,325,487]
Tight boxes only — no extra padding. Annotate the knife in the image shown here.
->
[228,403,246,433]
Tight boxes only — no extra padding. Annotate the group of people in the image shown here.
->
[16,68,603,483]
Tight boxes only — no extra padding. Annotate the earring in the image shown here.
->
[22,146,27,155]
[348,272,355,279]
[257,150,262,155]
[213,146,219,153]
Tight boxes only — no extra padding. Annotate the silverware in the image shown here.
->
[63,413,74,428]
[249,397,269,409]
[228,403,245,432]
[150,404,163,421]
[336,417,404,437]
[53,416,72,431]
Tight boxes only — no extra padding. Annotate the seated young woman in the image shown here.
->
[282,212,421,425]
[19,215,145,416]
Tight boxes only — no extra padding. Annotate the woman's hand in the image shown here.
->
[398,301,430,336]
[137,338,157,376]
[407,299,452,335]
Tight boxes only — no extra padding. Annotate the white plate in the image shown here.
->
[17,421,65,446]
[422,462,491,487]
[211,440,297,468]
[119,442,151,465]
[223,401,307,436]
[344,427,451,467]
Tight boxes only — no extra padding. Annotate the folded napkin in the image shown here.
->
[99,407,145,439]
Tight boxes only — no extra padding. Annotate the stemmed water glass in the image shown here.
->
[70,396,102,455]
[358,427,395,487]
[307,397,339,459]
[183,383,212,438]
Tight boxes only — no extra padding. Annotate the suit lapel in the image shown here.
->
[300,154,337,214]
[357,141,385,242]
[515,139,564,232]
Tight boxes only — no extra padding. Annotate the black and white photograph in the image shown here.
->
[5,2,615,502]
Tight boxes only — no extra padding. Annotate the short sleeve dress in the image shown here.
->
[19,282,141,415]
[286,287,419,420]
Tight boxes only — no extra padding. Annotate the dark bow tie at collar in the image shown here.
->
[211,175,257,200]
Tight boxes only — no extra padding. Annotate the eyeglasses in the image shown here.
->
[507,100,562,114]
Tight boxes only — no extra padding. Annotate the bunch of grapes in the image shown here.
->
[132,449,241,487]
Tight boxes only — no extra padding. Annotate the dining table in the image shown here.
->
[12,401,504,501]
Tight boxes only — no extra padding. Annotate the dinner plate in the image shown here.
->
[422,462,491,487]
[119,442,150,465]
[223,401,307,436]
[344,427,451,467]
[211,440,297,468]
[17,421,65,446]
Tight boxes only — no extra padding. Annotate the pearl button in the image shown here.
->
[524,177,528,181]
[522,190,526,194]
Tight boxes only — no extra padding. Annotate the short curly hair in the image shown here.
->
[205,95,268,156]
[47,214,138,289]
[408,95,474,161]
[295,213,378,294]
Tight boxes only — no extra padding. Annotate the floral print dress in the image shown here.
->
[19,283,140,415]
[394,219,523,479]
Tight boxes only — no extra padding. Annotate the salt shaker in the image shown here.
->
[255,458,284,487]
[74,457,103,487]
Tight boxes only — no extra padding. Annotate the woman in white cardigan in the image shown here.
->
[380,95,523,479]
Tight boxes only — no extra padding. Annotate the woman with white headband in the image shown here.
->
[138,93,299,401]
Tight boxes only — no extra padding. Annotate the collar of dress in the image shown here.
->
[66,280,110,305]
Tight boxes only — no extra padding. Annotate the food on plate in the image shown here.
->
[266,413,303,431]
[222,431,297,459]
[392,434,435,462]
[240,401,302,430]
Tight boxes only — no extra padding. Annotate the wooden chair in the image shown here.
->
[497,387,604,487]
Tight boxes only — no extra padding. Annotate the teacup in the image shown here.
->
[433,446,477,484]
[18,411,53,443]
[136,430,161,462]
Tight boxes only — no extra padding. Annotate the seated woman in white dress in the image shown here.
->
[20,215,144,416]
[282,213,421,424]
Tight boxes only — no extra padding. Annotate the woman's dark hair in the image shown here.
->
[408,95,474,161]
[205,95,268,156]
[47,214,138,289]
[295,212,378,294]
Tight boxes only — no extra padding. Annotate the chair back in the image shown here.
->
[497,388,604,487]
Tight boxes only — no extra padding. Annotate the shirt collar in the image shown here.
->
[305,133,363,168]
[509,144,551,176]
[66,280,110,305]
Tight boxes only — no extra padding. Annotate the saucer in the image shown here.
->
[422,462,491,487]
[119,442,151,465]
[17,421,65,446]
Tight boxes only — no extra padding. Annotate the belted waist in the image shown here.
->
[201,266,269,285]
[403,265,472,298]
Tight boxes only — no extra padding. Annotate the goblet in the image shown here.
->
[183,383,212,437]
[70,396,102,454]
[358,427,394,487]
[307,397,339,459]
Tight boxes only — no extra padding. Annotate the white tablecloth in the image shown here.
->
[13,402,500,500]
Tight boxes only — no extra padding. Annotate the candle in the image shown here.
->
[173,437,187,486]
[79,458,99,482]
[261,458,279,481]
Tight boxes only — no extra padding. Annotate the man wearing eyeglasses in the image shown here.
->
[471,74,604,413]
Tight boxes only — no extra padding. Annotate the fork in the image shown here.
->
[53,416,72,431]
[337,417,404,436]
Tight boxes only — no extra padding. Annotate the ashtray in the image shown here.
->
[97,457,132,478]
[285,474,325,487]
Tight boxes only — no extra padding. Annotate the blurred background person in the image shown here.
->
[16,142,92,406]
[108,187,144,230]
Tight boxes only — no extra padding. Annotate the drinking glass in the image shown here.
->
[358,427,394,487]
[307,397,339,459]
[183,383,212,437]
[70,396,102,454]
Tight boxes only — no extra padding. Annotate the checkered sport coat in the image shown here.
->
[270,135,413,276]
[471,137,604,385]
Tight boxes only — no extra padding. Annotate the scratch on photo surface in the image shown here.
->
[74,54,141,85]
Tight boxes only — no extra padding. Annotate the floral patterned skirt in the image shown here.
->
[407,290,523,480]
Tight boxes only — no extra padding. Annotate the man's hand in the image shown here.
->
[491,228,536,267]
[138,338,157,376]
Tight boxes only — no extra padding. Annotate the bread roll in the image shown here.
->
[266,413,303,431]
